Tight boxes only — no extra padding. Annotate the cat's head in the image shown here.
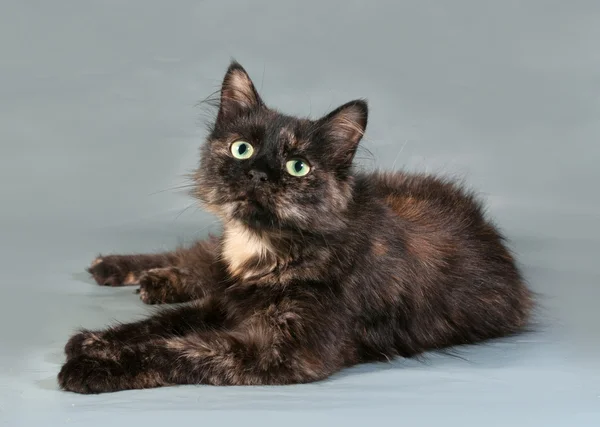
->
[194,61,368,234]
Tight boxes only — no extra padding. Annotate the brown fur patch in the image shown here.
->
[372,239,388,256]
[385,194,431,223]
[385,193,455,265]
[405,232,449,265]
[123,272,137,285]
[166,337,221,359]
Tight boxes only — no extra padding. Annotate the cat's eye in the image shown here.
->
[230,141,254,159]
[285,158,311,177]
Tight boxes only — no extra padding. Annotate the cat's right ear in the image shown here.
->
[217,61,263,122]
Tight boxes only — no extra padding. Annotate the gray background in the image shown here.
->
[1,0,598,425]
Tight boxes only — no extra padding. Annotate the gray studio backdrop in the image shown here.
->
[1,1,598,426]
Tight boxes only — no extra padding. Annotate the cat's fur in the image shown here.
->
[58,61,533,393]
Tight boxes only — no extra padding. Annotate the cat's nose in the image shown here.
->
[248,169,268,183]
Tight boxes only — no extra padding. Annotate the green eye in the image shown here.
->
[231,141,254,159]
[286,158,311,177]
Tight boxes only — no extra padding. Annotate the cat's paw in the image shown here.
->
[87,256,140,287]
[64,330,117,361]
[137,267,183,305]
[58,355,127,394]
[64,330,90,360]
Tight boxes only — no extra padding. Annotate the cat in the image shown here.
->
[58,61,533,393]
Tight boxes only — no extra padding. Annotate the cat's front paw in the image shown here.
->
[64,330,117,361]
[137,267,184,305]
[58,355,127,394]
[64,330,90,360]
[87,256,140,287]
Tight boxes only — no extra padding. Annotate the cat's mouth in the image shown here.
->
[232,199,274,229]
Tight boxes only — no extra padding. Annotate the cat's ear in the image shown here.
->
[217,61,263,121]
[318,100,368,166]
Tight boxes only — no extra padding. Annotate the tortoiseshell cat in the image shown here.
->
[58,61,533,393]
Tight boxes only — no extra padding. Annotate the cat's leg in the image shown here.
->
[87,253,177,287]
[58,301,343,393]
[135,236,222,304]
[87,236,222,305]
[64,297,225,361]
[136,267,194,305]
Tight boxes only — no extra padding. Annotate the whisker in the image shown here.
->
[391,139,410,171]
[172,202,198,221]
[148,184,197,196]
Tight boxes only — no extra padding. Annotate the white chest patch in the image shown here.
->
[222,223,273,277]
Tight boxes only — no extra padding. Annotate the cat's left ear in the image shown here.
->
[318,100,368,166]
[217,61,263,122]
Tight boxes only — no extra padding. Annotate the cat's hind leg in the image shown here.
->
[59,301,341,393]
[64,298,224,361]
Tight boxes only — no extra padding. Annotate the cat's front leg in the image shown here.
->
[136,267,202,305]
[88,237,222,303]
[134,236,223,305]
[87,253,176,287]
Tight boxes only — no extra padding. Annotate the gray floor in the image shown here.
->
[1,1,599,425]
